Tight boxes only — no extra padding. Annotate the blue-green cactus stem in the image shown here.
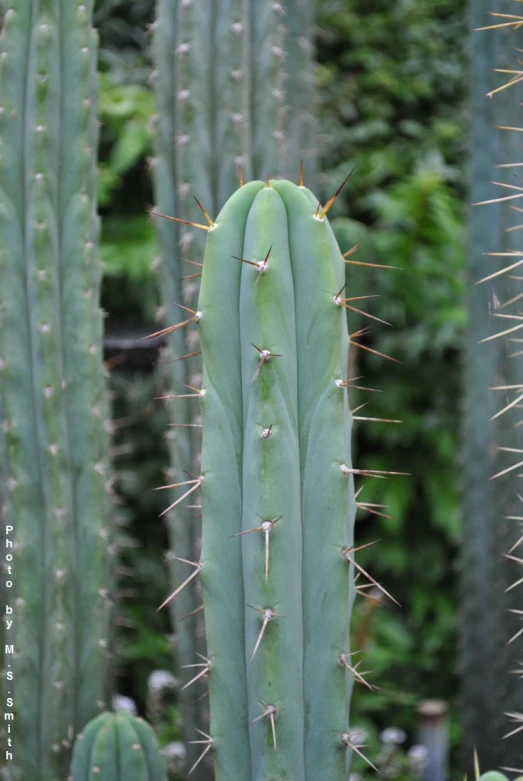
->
[151,3,318,774]
[274,180,355,778]
[198,180,265,780]
[194,179,355,781]
[240,187,304,778]
[281,0,317,178]
[0,2,112,778]
[250,3,287,179]
[214,0,252,207]
[151,1,205,766]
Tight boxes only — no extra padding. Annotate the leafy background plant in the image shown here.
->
[94,0,466,775]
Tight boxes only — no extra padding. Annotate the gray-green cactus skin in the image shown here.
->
[170,178,355,780]
[462,0,523,770]
[150,1,317,772]
[69,712,168,781]
[0,2,112,778]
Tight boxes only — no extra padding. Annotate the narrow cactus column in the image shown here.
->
[186,177,356,780]
[250,2,287,178]
[151,1,208,771]
[0,2,112,778]
[273,0,318,178]
[462,0,523,770]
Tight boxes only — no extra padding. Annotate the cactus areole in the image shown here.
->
[166,179,357,780]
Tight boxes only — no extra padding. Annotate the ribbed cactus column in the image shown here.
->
[151,1,317,772]
[463,0,523,770]
[151,2,207,772]
[0,2,112,779]
[194,178,355,780]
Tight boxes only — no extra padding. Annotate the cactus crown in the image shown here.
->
[69,712,168,781]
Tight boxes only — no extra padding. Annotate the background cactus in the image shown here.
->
[0,2,113,778]
[150,0,317,771]
[154,176,364,780]
[462,0,523,769]
[69,711,168,781]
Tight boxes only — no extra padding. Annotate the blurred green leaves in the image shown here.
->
[98,75,154,208]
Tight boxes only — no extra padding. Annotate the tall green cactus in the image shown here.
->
[150,1,317,771]
[463,0,523,770]
[69,712,168,781]
[155,177,362,780]
[0,2,113,778]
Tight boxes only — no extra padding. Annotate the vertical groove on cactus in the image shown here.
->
[0,2,112,778]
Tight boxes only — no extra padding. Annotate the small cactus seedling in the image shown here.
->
[69,712,168,781]
[152,175,395,780]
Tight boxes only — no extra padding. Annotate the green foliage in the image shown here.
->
[317,0,466,194]
[70,711,168,781]
[101,216,158,319]
[0,3,113,778]
[97,74,154,208]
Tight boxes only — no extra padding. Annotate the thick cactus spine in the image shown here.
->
[0,2,112,777]
[179,178,355,780]
[69,712,168,781]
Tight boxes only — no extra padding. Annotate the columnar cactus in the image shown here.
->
[155,177,363,780]
[69,712,168,781]
[150,1,317,770]
[462,0,523,770]
[0,2,113,778]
